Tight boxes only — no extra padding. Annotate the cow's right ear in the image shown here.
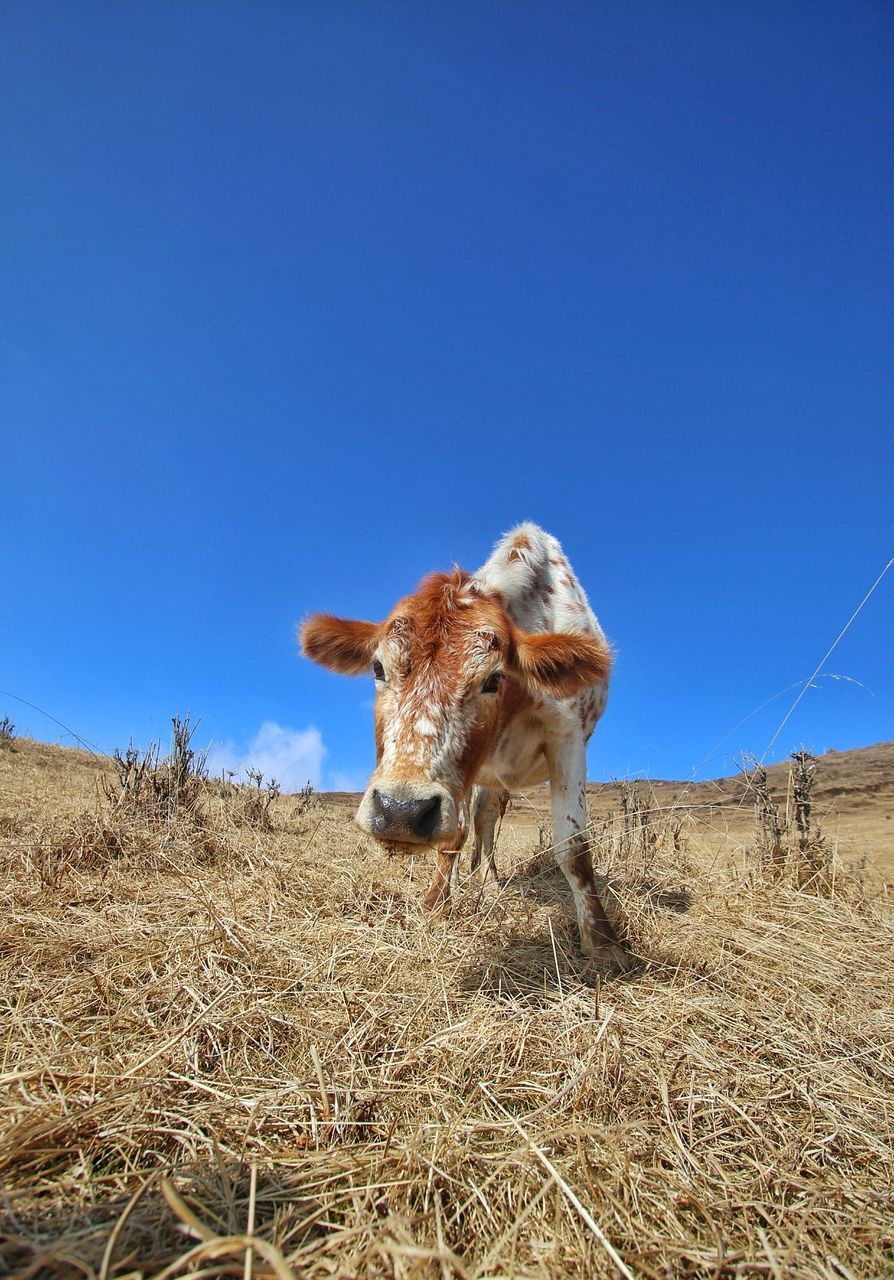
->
[300,615,380,675]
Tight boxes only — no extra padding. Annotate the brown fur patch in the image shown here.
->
[507,532,531,563]
[566,836,621,946]
[367,573,547,799]
[386,570,512,667]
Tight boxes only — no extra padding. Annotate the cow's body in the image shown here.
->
[470,524,609,786]
[301,524,629,968]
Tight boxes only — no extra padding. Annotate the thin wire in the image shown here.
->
[0,688,278,782]
[0,688,110,762]
[759,554,894,766]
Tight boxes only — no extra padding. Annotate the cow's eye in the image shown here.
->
[482,671,503,694]
[372,660,385,681]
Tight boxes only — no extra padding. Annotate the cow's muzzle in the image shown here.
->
[371,790,441,841]
[356,781,457,847]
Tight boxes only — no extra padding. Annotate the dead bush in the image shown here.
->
[593,781,688,874]
[744,749,837,892]
[103,714,209,823]
[217,767,283,831]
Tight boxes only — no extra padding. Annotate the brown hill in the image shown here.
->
[586,739,894,810]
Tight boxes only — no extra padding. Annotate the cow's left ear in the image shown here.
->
[513,629,612,698]
[300,615,381,676]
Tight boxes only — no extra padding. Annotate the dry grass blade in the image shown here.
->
[480,1083,636,1280]
[150,1234,294,1280]
[243,1162,257,1280]
[99,1174,158,1280]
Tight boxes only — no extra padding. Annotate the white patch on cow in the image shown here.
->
[427,695,474,792]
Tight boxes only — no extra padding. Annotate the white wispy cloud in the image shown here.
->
[327,768,369,794]
[210,721,326,792]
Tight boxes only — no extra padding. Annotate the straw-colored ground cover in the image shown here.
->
[1,739,892,1278]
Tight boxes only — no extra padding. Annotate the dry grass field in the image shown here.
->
[1,734,892,1278]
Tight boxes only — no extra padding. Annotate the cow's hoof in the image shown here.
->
[423,894,450,915]
[583,941,637,974]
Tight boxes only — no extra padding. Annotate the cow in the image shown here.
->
[301,524,631,970]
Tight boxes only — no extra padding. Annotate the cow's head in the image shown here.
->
[301,569,611,849]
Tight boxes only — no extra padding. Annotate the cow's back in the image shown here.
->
[472,523,604,642]
[473,525,609,766]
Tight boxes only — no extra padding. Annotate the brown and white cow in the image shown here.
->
[301,524,630,969]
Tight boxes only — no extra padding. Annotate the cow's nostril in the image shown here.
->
[411,795,441,841]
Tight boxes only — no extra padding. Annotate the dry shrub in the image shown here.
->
[0,743,892,1278]
[744,751,841,894]
[592,781,689,870]
[103,716,209,824]
[215,768,285,833]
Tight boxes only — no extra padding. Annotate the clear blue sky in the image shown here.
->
[2,1,892,789]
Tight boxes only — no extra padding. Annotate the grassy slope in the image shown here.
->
[1,738,892,1278]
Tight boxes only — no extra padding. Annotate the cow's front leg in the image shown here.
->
[546,733,633,971]
[470,785,504,886]
[423,848,460,913]
[422,801,468,913]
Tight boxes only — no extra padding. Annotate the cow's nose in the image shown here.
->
[371,790,442,842]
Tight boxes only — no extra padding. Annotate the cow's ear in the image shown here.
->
[513,630,612,698]
[300,616,380,676]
